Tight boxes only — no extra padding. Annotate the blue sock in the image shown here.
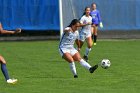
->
[1,63,10,80]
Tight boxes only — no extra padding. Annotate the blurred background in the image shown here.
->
[0,0,140,40]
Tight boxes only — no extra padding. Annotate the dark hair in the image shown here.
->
[91,2,97,6]
[82,7,90,16]
[68,19,79,27]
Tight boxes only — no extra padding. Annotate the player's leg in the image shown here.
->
[72,52,98,73]
[79,32,85,49]
[62,53,78,78]
[0,55,10,80]
[83,34,93,62]
[86,36,93,54]
[79,32,89,61]
[0,55,17,84]
[73,52,91,70]
[93,26,98,45]
[79,40,84,49]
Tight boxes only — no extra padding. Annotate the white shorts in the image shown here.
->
[79,30,91,42]
[59,47,78,56]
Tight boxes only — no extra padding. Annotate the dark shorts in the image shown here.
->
[92,24,99,27]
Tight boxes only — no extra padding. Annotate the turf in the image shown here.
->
[0,40,140,93]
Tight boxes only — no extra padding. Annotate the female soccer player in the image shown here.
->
[79,7,93,62]
[0,22,21,84]
[90,3,103,45]
[59,19,98,78]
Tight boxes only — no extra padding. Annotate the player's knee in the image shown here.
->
[0,60,6,64]
[90,42,93,47]
[94,32,97,35]
[77,57,82,62]
[88,43,93,48]
[73,55,81,62]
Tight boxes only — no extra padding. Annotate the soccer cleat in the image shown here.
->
[83,55,88,62]
[94,43,97,45]
[7,79,18,84]
[89,65,98,73]
[74,75,78,78]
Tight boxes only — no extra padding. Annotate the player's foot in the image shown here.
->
[94,43,96,45]
[7,79,18,84]
[15,28,21,34]
[89,65,98,73]
[83,55,88,62]
[74,75,78,78]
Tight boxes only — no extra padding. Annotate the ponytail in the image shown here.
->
[68,19,79,27]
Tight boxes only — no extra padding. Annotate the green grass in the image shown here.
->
[0,40,140,93]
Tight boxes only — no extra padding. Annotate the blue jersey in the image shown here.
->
[90,10,101,25]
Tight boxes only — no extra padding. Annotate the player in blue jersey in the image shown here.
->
[0,22,21,84]
[79,7,93,62]
[59,19,98,78]
[90,3,103,45]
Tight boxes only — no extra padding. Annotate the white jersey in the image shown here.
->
[79,15,92,41]
[59,27,79,48]
[80,15,92,32]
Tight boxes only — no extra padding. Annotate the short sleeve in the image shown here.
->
[64,27,70,31]
[80,16,84,24]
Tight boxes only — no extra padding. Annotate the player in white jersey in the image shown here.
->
[79,7,93,62]
[0,22,21,84]
[59,19,98,78]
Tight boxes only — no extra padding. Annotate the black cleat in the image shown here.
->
[89,65,98,73]
[83,55,88,62]
[74,75,78,78]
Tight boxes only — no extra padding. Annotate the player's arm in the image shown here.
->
[0,28,21,35]
[97,11,103,28]
[0,29,21,34]
[0,22,21,34]
[75,39,81,51]
[75,31,80,51]
[79,17,91,27]
[79,22,91,27]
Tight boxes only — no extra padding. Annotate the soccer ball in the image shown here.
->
[101,59,111,69]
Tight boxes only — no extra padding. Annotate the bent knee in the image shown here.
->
[88,43,93,48]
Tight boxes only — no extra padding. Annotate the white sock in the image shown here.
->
[69,62,77,76]
[80,59,91,70]
[85,47,91,56]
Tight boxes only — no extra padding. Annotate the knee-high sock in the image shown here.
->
[85,47,91,56]
[80,59,91,70]
[1,63,10,80]
[94,35,97,43]
[69,62,77,76]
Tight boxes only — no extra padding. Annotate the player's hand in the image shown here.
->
[15,28,21,34]
[92,24,96,27]
[76,47,81,52]
[77,48,81,52]
[99,22,103,28]
[87,22,92,25]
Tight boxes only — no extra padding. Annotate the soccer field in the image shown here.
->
[0,40,140,93]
